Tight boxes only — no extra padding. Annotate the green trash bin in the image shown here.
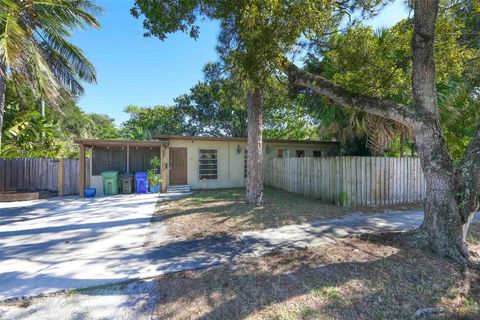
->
[101,171,119,195]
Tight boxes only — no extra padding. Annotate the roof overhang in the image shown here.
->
[74,139,169,148]
[75,136,340,148]
[153,135,340,145]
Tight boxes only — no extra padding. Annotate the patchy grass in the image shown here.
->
[157,187,422,240]
[153,225,480,320]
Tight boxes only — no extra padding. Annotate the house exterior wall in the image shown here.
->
[85,138,340,193]
[166,138,340,190]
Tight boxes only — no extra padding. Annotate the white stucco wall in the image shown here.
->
[86,138,340,192]
[166,138,340,190]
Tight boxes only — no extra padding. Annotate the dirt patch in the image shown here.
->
[156,188,422,240]
[152,225,480,319]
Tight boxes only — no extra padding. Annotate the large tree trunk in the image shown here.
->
[414,123,468,259]
[410,0,470,260]
[246,89,264,206]
[0,60,6,151]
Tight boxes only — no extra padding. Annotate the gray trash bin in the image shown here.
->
[120,173,134,194]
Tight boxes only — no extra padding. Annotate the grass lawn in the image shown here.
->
[157,187,422,240]
[152,223,480,320]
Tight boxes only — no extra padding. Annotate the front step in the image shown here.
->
[166,185,192,193]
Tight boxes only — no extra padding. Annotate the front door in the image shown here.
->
[169,147,187,185]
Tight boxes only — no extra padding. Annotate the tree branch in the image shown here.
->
[459,124,480,221]
[281,60,416,127]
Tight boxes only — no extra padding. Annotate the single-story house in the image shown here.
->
[75,135,340,196]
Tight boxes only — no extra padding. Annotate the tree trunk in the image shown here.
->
[0,60,6,152]
[409,0,470,260]
[246,89,264,206]
[414,123,469,259]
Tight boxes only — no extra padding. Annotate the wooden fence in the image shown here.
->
[0,158,82,196]
[264,156,426,206]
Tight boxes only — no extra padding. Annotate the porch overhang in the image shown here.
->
[74,139,170,196]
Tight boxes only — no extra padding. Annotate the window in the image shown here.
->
[296,150,305,158]
[277,149,287,158]
[313,150,323,157]
[199,149,218,180]
[244,150,248,178]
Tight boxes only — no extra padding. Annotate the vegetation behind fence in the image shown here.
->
[264,157,426,206]
[0,158,83,196]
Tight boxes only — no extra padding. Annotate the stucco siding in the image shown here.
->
[85,138,340,192]
[167,138,340,189]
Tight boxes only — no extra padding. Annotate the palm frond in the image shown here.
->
[1,0,100,112]
[0,0,27,66]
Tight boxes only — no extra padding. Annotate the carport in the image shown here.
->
[75,139,169,196]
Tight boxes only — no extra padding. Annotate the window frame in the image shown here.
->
[198,149,218,180]
[313,150,323,157]
[296,150,305,158]
[277,149,288,158]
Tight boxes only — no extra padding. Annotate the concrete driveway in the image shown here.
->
[0,194,160,301]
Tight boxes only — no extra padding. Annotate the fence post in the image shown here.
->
[57,158,63,197]
[79,144,85,197]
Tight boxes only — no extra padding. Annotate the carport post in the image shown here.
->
[126,145,130,172]
[79,143,85,197]
[161,143,167,193]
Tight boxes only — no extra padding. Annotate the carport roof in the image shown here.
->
[74,139,168,148]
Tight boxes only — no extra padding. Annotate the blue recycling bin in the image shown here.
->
[135,172,148,193]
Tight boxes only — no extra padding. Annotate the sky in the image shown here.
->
[71,0,410,126]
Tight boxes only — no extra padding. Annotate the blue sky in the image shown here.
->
[72,0,409,126]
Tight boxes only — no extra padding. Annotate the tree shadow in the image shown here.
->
[0,194,159,300]
[151,238,479,320]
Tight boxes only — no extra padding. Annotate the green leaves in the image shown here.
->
[0,0,100,107]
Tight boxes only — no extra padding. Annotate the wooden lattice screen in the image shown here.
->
[92,146,127,175]
[129,147,160,173]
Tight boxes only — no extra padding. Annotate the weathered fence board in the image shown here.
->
[264,156,426,206]
[0,158,83,195]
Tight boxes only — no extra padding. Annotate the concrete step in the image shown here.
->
[166,185,192,193]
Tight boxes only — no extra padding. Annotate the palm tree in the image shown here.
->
[0,0,100,150]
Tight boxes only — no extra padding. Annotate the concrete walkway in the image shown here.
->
[2,193,478,302]
[145,210,480,273]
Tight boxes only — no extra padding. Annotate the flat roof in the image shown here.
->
[74,139,168,148]
[153,135,339,145]
[75,136,339,147]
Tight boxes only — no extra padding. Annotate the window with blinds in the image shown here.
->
[199,149,218,180]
